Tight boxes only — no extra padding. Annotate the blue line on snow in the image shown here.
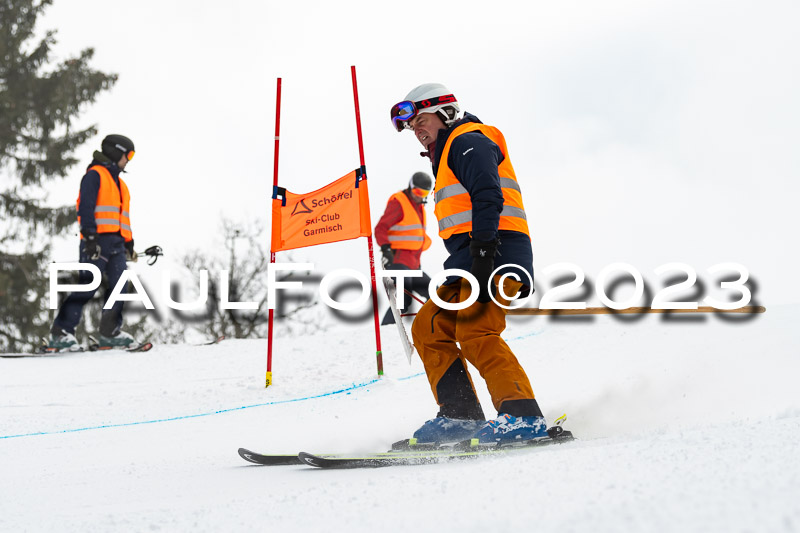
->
[504,329,545,342]
[0,375,420,440]
[0,327,542,440]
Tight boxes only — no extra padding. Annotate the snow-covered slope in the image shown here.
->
[1,306,798,532]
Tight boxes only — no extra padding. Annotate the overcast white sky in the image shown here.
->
[33,0,800,305]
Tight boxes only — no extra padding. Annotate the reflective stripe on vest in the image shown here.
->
[385,192,432,251]
[433,123,529,239]
[76,165,133,241]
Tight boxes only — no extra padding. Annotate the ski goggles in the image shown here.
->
[115,144,135,161]
[411,187,430,199]
[390,94,457,132]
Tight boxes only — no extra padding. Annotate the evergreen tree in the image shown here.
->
[0,0,117,351]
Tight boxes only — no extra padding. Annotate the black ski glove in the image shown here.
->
[83,232,100,260]
[469,238,499,303]
[125,239,138,262]
[380,244,395,269]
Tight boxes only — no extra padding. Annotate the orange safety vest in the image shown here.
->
[386,191,432,251]
[433,123,529,239]
[76,165,133,241]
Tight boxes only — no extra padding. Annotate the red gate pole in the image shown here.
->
[266,77,282,388]
[351,65,384,377]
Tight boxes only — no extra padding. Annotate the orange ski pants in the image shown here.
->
[410,275,536,415]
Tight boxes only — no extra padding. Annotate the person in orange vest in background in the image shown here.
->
[390,83,547,445]
[48,134,139,352]
[374,172,433,325]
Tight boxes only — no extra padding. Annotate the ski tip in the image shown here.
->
[131,342,154,352]
[239,448,261,465]
[238,448,259,463]
[237,448,305,466]
[298,452,325,468]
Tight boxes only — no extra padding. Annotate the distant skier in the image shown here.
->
[390,83,546,444]
[374,172,433,325]
[48,134,139,351]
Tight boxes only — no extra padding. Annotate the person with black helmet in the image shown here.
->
[48,134,139,351]
[374,171,434,325]
[390,83,547,445]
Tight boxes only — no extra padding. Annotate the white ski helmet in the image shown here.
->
[390,83,462,132]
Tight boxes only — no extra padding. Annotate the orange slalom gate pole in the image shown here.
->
[351,65,384,376]
[266,77,282,388]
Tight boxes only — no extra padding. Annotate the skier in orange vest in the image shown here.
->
[390,83,547,444]
[48,134,139,351]
[374,172,433,325]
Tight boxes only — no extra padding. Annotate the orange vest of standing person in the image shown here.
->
[76,165,133,241]
[386,191,432,251]
[433,123,529,239]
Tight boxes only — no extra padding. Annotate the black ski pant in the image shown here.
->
[52,234,129,337]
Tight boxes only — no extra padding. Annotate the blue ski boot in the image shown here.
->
[94,331,136,350]
[412,417,485,444]
[47,331,81,352]
[473,414,548,444]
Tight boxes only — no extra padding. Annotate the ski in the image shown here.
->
[2,341,152,357]
[382,276,415,362]
[89,341,153,353]
[2,344,152,357]
[238,448,304,466]
[126,341,153,353]
[240,416,574,469]
[1,342,86,358]
[87,335,153,353]
[237,446,466,466]
[87,342,153,353]
[0,350,83,358]
[298,429,575,469]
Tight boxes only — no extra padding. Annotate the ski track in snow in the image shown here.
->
[1,306,798,532]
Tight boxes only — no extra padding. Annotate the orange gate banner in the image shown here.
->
[271,169,372,252]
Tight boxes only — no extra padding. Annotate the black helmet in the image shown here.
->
[101,134,135,163]
[409,171,432,191]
